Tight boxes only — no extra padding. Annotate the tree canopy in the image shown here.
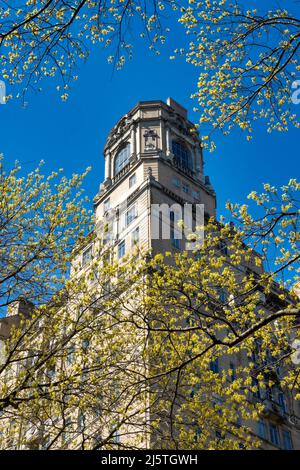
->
[0,156,91,315]
[0,165,299,449]
[1,1,299,147]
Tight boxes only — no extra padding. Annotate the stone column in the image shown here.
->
[130,124,136,157]
[136,122,141,158]
[166,126,172,156]
[104,151,111,180]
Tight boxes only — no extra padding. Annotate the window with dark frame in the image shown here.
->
[118,240,125,258]
[114,144,130,175]
[172,141,193,170]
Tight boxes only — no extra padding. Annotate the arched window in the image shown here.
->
[114,143,130,175]
[172,141,193,170]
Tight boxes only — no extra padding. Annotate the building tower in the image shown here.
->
[93,98,216,257]
[90,98,300,450]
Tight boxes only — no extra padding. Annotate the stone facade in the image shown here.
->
[91,98,300,450]
[1,98,300,450]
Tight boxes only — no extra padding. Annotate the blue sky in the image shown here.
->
[0,4,299,219]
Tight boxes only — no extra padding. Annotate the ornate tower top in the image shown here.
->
[101,98,205,184]
[94,98,216,222]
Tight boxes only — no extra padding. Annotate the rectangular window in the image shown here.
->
[82,246,92,266]
[269,424,280,447]
[132,226,139,246]
[118,240,125,259]
[112,430,121,444]
[218,289,227,303]
[257,420,267,440]
[282,430,293,450]
[103,198,110,213]
[67,346,75,366]
[278,392,287,413]
[172,176,181,188]
[103,251,111,265]
[61,417,71,444]
[192,190,200,200]
[129,173,136,188]
[77,411,85,432]
[82,339,89,352]
[126,205,136,227]
[47,365,56,380]
[182,182,189,193]
[171,236,181,249]
[103,223,113,245]
[194,426,202,443]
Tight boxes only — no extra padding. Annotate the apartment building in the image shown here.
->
[1,98,299,449]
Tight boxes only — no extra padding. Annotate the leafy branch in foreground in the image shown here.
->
[0,179,299,449]
[0,156,92,314]
[1,1,299,142]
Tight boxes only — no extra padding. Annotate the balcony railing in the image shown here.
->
[112,163,131,184]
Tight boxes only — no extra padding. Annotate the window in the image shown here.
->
[126,205,136,227]
[103,223,113,245]
[112,430,121,444]
[269,424,280,447]
[192,190,200,200]
[282,430,293,450]
[82,246,92,266]
[278,392,287,413]
[218,289,227,303]
[257,420,267,440]
[103,198,110,213]
[210,358,219,373]
[103,251,111,265]
[67,346,75,365]
[129,173,136,188]
[118,240,125,258]
[103,279,111,295]
[47,365,56,380]
[78,411,85,432]
[172,237,181,249]
[172,176,181,188]
[172,141,193,170]
[114,143,130,175]
[132,226,139,246]
[182,182,189,194]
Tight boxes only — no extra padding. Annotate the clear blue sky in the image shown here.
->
[0,5,299,218]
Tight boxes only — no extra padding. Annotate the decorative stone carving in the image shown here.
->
[99,178,112,194]
[147,167,155,181]
[143,129,158,151]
